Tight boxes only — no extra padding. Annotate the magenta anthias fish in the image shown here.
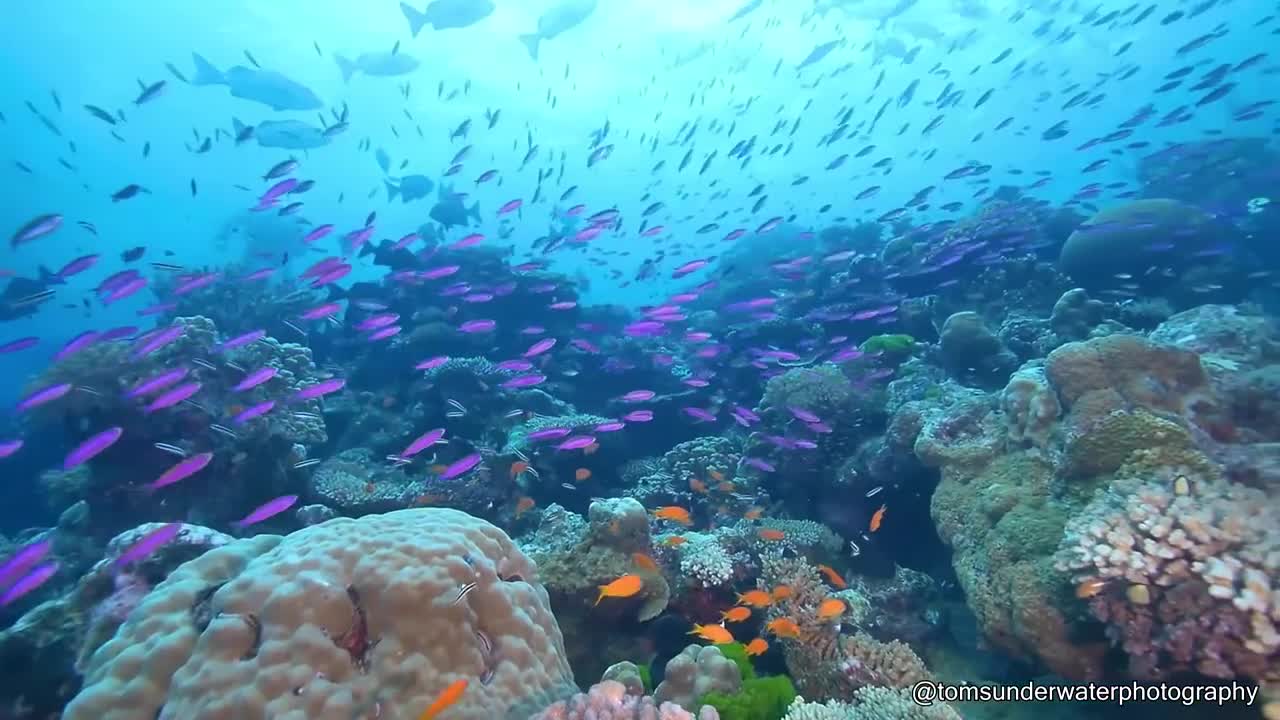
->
[235,495,298,527]
[300,302,342,320]
[0,439,22,458]
[788,407,822,423]
[439,453,482,480]
[64,426,124,470]
[302,224,335,244]
[451,233,484,249]
[526,427,572,441]
[458,319,496,333]
[624,321,665,337]
[150,452,213,490]
[132,324,185,359]
[173,272,220,295]
[233,400,276,425]
[116,523,183,566]
[293,378,345,401]
[595,421,626,432]
[421,265,460,280]
[0,539,52,590]
[144,382,202,413]
[402,428,446,459]
[502,374,546,389]
[415,356,449,370]
[53,330,101,362]
[557,435,597,451]
[621,390,655,403]
[622,410,654,422]
[0,562,58,606]
[497,198,523,215]
[233,367,278,392]
[358,313,399,331]
[219,329,266,352]
[497,359,534,372]
[124,368,189,399]
[369,325,401,341]
[0,337,38,354]
[15,383,73,413]
[682,407,716,422]
[523,338,557,357]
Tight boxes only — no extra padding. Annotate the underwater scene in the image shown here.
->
[1,0,1278,717]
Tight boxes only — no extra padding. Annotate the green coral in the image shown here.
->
[700,675,796,720]
[714,642,755,679]
[860,334,916,355]
[637,662,652,692]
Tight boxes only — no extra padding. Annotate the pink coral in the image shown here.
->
[532,681,720,720]
[1056,468,1280,684]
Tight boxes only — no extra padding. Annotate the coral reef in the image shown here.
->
[782,689,961,720]
[64,509,577,719]
[653,645,742,709]
[532,680,720,720]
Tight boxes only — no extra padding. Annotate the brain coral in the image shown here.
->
[65,508,576,720]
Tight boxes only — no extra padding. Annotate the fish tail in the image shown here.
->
[400,2,430,38]
[190,52,224,85]
[385,180,400,203]
[468,202,482,224]
[518,33,542,61]
[334,54,357,84]
[593,589,604,607]
[37,265,64,286]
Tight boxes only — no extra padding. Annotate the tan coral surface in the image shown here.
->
[65,508,577,720]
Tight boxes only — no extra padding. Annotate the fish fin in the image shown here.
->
[334,54,357,84]
[385,180,400,203]
[37,265,64,286]
[231,117,247,137]
[190,52,224,85]
[468,202,482,224]
[400,2,430,37]
[375,148,391,174]
[518,33,542,60]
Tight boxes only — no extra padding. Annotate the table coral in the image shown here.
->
[65,508,577,720]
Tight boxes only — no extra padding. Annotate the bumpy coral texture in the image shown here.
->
[65,508,577,720]
[1056,469,1280,684]
[783,689,961,720]
[653,645,742,709]
[532,680,720,720]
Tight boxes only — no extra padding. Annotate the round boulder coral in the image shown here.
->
[653,645,742,709]
[1058,199,1215,286]
[65,508,576,720]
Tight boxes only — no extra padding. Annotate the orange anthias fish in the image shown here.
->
[689,623,735,644]
[662,536,688,547]
[721,606,752,623]
[653,506,693,525]
[510,461,529,479]
[745,638,769,656]
[575,468,592,481]
[771,585,793,601]
[595,574,644,606]
[419,678,467,720]
[869,504,887,532]
[736,590,774,608]
[766,617,802,639]
[717,481,735,493]
[515,496,535,518]
[817,565,847,589]
[632,553,659,573]
[744,507,764,520]
[689,477,709,494]
[1076,578,1108,599]
[708,469,725,482]
[758,529,786,541]
[817,598,846,619]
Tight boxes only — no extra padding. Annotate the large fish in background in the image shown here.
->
[518,0,598,60]
[400,0,496,36]
[190,52,323,111]
[333,50,420,83]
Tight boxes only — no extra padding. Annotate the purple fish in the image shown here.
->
[15,383,73,413]
[55,254,99,278]
[527,427,572,441]
[0,337,38,354]
[439,453,483,480]
[415,356,449,370]
[571,339,600,353]
[524,338,557,357]
[137,301,176,317]
[502,374,546,389]
[496,359,534,372]
[0,539,51,590]
[173,272,220,295]
[236,495,299,527]
[624,321,665,337]
[301,302,342,320]
[402,428,446,458]
[557,435,597,451]
[233,401,276,424]
[116,523,182,566]
[808,422,833,434]
[99,325,140,342]
[132,325,185,359]
[125,368,189,399]
[0,439,22,458]
[64,426,124,469]
[789,407,822,423]
[293,378,345,401]
[458,319,496,333]
[144,382,202,413]
[11,213,62,247]
[521,325,546,335]
[744,457,775,472]
[682,407,716,422]
[150,452,213,490]
[0,562,58,606]
[104,276,148,303]
[358,313,399,331]
[683,378,710,388]
[220,329,265,352]
[368,325,401,341]
[594,421,626,432]
[622,410,654,422]
[621,390,655,403]
[421,265,461,280]
[233,367,278,392]
[53,331,100,362]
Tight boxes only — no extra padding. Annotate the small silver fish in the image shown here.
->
[192,358,217,370]
[225,361,245,372]
[291,411,322,420]
[75,385,102,396]
[153,442,187,457]
[385,455,411,466]
[474,629,492,655]
[446,399,467,414]
[513,448,530,462]
[293,458,322,469]
[282,320,306,337]
[849,540,861,557]
[504,409,524,418]
[209,423,238,438]
[865,486,883,497]
[560,483,576,490]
